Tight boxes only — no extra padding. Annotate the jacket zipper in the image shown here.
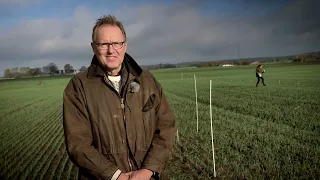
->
[121,97,133,172]
[106,74,135,172]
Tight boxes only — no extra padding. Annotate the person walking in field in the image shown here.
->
[256,64,266,87]
[63,15,176,180]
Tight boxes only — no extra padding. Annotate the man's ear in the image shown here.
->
[123,41,128,51]
[91,42,96,54]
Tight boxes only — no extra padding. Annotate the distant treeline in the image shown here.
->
[143,52,320,70]
[293,54,320,63]
[4,51,320,77]
[3,63,87,78]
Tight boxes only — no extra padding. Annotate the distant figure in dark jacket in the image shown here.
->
[256,64,266,87]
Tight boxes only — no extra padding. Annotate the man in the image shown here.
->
[255,64,266,87]
[63,15,177,180]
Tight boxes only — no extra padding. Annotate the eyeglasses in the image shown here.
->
[94,41,126,50]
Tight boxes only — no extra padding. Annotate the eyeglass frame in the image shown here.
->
[93,40,126,50]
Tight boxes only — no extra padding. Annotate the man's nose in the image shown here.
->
[107,44,115,53]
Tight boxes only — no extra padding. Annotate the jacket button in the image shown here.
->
[122,139,125,143]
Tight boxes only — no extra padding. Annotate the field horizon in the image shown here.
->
[1,63,319,179]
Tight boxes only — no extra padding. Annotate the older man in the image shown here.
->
[63,15,177,180]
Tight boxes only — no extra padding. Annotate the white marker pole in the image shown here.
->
[210,80,217,177]
[194,74,199,132]
[176,129,180,143]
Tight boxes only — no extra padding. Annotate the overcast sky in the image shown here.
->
[0,0,319,76]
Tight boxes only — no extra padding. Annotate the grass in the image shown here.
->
[0,63,319,179]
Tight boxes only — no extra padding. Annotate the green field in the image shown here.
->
[1,63,319,179]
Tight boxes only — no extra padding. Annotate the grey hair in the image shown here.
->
[92,15,127,42]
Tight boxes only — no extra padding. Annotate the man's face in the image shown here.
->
[91,25,127,75]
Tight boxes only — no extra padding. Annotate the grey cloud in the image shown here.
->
[0,0,320,75]
[0,6,94,67]
[267,0,320,34]
[122,0,320,64]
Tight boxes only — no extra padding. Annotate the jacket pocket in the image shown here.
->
[142,94,156,112]
[142,94,157,150]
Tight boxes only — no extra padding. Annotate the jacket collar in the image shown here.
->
[87,53,142,79]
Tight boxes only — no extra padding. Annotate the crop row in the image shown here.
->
[165,80,320,132]
[0,96,44,126]
[0,96,60,155]
[0,100,62,178]
[0,97,53,145]
[23,131,64,179]
[165,87,320,179]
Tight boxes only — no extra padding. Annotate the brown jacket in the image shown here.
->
[63,53,176,180]
[256,66,263,73]
[256,66,264,77]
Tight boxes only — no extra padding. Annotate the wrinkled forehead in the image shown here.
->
[95,25,125,42]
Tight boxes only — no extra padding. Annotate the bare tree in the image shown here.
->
[46,63,58,75]
[64,64,74,74]
[31,68,42,76]
[4,69,12,78]
[79,66,87,72]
